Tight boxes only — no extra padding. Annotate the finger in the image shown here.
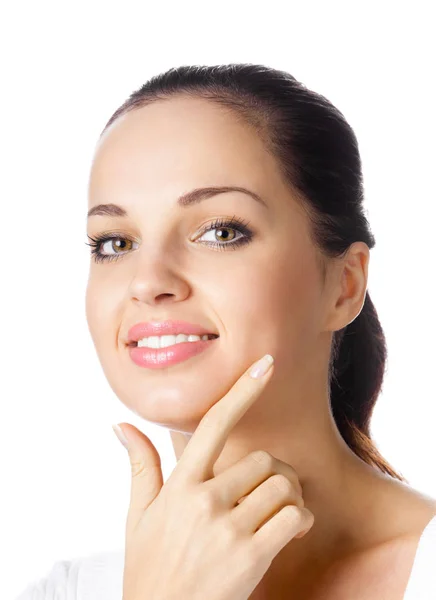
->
[116,423,165,540]
[210,451,303,508]
[172,354,275,485]
[252,506,315,558]
[231,474,304,533]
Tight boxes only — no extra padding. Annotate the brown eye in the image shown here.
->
[86,235,138,264]
[86,215,254,264]
[194,216,254,251]
[104,238,133,254]
[198,226,237,244]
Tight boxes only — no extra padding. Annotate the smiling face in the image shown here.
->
[85,95,332,432]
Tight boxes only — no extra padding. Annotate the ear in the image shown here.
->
[323,242,370,332]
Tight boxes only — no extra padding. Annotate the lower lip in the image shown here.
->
[127,337,218,369]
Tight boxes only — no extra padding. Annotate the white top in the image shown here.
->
[15,515,436,600]
[403,514,436,599]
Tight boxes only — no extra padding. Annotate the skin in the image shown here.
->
[85,95,436,598]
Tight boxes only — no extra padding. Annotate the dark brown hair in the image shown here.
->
[100,63,406,483]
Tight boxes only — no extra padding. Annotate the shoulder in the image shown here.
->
[15,549,124,600]
[315,492,436,599]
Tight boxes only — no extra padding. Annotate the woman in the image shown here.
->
[17,63,436,599]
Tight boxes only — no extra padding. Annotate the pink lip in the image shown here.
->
[127,319,218,344]
[128,336,218,369]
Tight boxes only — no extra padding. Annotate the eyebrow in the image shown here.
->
[87,185,267,218]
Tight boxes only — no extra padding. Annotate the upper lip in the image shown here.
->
[126,320,219,345]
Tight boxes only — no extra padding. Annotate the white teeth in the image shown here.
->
[137,334,213,348]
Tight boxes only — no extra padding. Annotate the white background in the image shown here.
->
[2,1,435,597]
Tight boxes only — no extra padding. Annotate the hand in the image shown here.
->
[115,354,315,600]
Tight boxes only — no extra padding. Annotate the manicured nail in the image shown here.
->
[250,354,274,379]
[112,423,129,450]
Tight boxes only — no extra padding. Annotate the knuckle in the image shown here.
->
[221,517,240,544]
[130,459,150,479]
[296,495,305,509]
[291,474,303,496]
[304,507,315,527]
[250,452,303,496]
[195,489,218,515]
[270,473,294,494]
[276,462,303,497]
[201,408,226,431]
[295,478,304,496]
[287,468,301,488]
[250,450,275,468]
[199,410,216,429]
[278,463,301,489]
[295,509,315,537]
[279,504,303,526]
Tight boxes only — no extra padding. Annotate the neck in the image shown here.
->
[169,376,383,594]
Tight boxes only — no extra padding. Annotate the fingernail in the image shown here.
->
[249,354,274,379]
[112,423,129,450]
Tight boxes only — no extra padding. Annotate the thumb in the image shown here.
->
[113,423,164,534]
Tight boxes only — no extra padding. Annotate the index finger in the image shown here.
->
[172,354,274,485]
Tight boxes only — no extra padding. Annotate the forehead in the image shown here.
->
[89,96,283,202]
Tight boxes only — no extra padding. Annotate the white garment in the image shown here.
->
[14,550,124,600]
[15,515,436,600]
[403,514,436,599]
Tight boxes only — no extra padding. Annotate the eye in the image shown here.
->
[85,234,139,264]
[194,216,253,251]
[85,215,254,264]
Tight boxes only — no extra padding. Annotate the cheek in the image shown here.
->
[271,264,320,332]
[221,250,322,358]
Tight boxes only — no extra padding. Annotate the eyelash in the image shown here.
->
[85,216,254,264]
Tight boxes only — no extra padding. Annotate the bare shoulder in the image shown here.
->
[315,481,436,599]
[356,468,436,542]
[378,477,436,537]
[316,541,419,599]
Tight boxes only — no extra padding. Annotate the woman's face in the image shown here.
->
[86,95,328,432]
